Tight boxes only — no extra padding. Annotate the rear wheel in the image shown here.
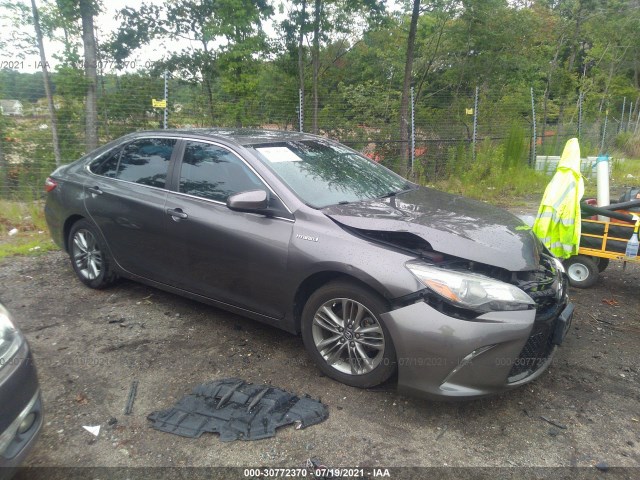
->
[301,281,396,388]
[68,219,117,289]
[592,257,610,273]
[563,255,599,289]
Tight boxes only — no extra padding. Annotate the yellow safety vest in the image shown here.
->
[533,138,585,259]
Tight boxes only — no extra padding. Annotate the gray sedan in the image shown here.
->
[0,302,42,477]
[44,129,573,399]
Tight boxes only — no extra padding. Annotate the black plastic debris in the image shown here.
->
[147,378,328,441]
[124,380,138,415]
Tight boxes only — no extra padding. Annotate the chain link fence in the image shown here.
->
[0,68,634,199]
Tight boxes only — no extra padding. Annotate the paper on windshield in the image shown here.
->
[256,146,303,163]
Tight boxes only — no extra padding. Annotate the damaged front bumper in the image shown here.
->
[381,299,574,399]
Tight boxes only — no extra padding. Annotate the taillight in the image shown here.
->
[44,177,57,192]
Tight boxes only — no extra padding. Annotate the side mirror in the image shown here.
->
[226,190,269,213]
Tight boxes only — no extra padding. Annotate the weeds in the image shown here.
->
[426,140,549,205]
[0,200,59,259]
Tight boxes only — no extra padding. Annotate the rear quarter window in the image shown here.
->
[89,149,121,177]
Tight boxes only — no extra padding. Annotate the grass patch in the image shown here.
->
[0,200,60,259]
[580,156,640,200]
[424,138,638,206]
[0,238,58,259]
[427,141,549,206]
[611,157,640,188]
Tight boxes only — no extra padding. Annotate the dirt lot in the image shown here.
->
[1,249,639,477]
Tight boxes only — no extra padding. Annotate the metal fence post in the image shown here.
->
[299,89,304,132]
[163,71,168,130]
[410,85,415,175]
[601,108,608,153]
[472,86,478,162]
[619,97,626,133]
[530,87,536,167]
[577,91,583,139]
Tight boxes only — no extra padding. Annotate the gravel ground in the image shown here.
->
[1,249,639,477]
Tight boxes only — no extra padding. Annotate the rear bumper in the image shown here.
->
[381,300,573,399]
[44,197,66,251]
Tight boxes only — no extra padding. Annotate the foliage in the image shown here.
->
[430,139,550,204]
[1,0,640,206]
[610,158,640,191]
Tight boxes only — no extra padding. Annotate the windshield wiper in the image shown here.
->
[379,191,398,199]
[378,185,416,199]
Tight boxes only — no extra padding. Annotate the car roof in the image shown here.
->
[130,128,324,147]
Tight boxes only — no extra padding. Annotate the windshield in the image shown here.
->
[249,140,414,208]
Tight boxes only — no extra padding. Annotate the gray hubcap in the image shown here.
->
[567,262,589,282]
[312,298,385,375]
[72,229,102,280]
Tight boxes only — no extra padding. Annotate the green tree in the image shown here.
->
[31,0,62,166]
[106,0,272,126]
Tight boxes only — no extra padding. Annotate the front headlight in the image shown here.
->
[0,303,23,368]
[405,261,535,313]
[550,256,566,275]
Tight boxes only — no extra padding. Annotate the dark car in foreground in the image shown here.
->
[0,302,43,478]
[44,129,573,399]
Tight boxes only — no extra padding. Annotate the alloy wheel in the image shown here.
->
[311,298,386,375]
[72,229,103,281]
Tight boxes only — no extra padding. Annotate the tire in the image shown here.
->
[592,257,610,273]
[301,280,397,388]
[68,219,117,289]
[563,255,599,288]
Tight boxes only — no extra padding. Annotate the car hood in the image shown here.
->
[323,187,540,272]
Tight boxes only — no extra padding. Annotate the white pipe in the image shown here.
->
[596,155,610,221]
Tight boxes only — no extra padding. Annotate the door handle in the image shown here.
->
[166,208,188,220]
[87,186,103,195]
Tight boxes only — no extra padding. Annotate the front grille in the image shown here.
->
[508,254,567,382]
[508,319,556,379]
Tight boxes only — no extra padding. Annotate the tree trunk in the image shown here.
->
[400,0,420,171]
[203,78,215,125]
[542,38,563,146]
[414,14,446,102]
[30,0,62,167]
[558,3,584,137]
[298,0,307,131]
[201,42,216,125]
[312,0,321,134]
[79,0,98,152]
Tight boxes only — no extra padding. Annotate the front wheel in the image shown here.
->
[301,281,397,388]
[68,219,118,289]
[563,255,599,289]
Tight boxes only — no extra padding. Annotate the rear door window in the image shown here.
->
[116,138,176,188]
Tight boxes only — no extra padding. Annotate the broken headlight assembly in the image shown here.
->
[0,303,23,370]
[405,260,535,314]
